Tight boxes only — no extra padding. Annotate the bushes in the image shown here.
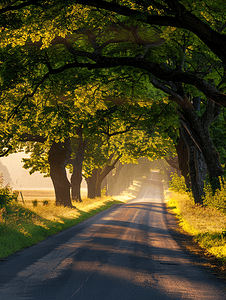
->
[203,179,226,212]
[0,172,18,207]
[32,200,38,207]
[169,172,188,194]
[0,187,18,207]
[169,171,226,213]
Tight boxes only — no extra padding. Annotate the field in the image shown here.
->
[17,189,87,205]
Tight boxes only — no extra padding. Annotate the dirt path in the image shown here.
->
[0,177,226,299]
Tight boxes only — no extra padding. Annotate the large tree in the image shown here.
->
[1,0,226,205]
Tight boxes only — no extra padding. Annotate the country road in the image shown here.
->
[0,176,226,299]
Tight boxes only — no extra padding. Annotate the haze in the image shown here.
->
[0,152,53,190]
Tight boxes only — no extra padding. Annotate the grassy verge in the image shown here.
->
[0,192,134,259]
[166,191,226,263]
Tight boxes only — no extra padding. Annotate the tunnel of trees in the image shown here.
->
[1,1,226,206]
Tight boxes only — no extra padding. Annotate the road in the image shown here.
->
[0,177,226,299]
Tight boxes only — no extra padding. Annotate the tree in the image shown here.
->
[48,139,72,206]
[1,3,226,111]
[85,154,122,198]
[82,97,176,198]
[1,0,226,205]
[70,129,88,202]
[2,0,226,67]
[74,0,226,65]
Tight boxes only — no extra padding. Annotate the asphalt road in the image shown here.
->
[0,179,226,299]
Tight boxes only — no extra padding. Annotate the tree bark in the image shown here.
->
[168,95,223,187]
[179,101,223,183]
[95,172,102,198]
[150,79,222,200]
[177,97,222,202]
[181,127,207,205]
[71,169,83,202]
[85,169,99,199]
[48,140,72,207]
[70,128,88,202]
[181,125,207,205]
[175,132,190,188]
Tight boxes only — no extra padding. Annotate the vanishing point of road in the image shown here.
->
[0,174,226,299]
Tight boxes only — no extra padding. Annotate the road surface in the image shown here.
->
[0,176,226,299]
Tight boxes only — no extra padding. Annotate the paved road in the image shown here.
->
[0,179,226,299]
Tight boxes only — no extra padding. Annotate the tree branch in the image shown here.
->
[40,53,226,106]
[7,72,49,121]
[100,153,122,180]
[9,51,226,116]
[75,0,226,64]
[179,118,202,153]
[20,133,46,143]
[0,0,41,13]
[100,127,132,137]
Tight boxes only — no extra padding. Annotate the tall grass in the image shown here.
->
[203,179,226,212]
[169,172,188,194]
[169,172,226,212]
[167,173,226,263]
[0,196,127,259]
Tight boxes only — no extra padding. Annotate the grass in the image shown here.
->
[17,189,85,202]
[166,191,226,263]
[0,185,138,259]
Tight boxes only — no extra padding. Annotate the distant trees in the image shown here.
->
[0,161,12,186]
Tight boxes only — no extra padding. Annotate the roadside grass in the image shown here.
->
[0,189,136,260]
[166,191,226,263]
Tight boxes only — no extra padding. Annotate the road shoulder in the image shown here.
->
[163,202,226,282]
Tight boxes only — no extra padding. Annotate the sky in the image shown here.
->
[0,152,54,190]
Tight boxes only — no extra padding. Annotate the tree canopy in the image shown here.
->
[1,0,226,205]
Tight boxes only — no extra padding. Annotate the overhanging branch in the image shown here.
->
[0,0,42,14]
[44,54,226,107]
[7,72,49,121]
[20,133,46,143]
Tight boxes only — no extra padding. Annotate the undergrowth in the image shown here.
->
[203,179,226,212]
[167,172,226,263]
[0,172,18,207]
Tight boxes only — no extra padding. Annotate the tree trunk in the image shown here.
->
[71,168,83,202]
[179,102,223,184]
[70,130,88,202]
[178,97,221,203]
[95,174,102,198]
[181,126,207,205]
[175,132,190,188]
[85,154,122,198]
[195,147,208,199]
[153,84,222,200]
[48,140,72,207]
[85,168,105,198]
[86,169,99,199]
